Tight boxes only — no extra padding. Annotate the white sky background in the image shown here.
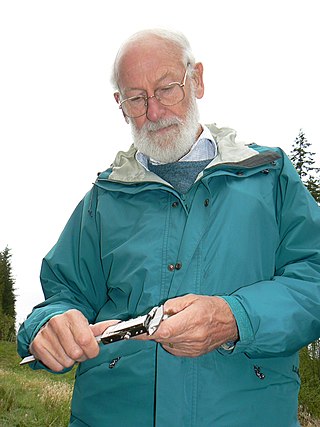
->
[0,0,319,327]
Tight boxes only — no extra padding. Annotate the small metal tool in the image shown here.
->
[20,305,167,366]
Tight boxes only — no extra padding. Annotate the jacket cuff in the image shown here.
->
[17,310,66,358]
[218,296,254,349]
[30,311,66,343]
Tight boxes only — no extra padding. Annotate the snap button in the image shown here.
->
[204,199,209,207]
[172,201,179,208]
[236,171,244,176]
[168,264,175,272]
[175,262,182,270]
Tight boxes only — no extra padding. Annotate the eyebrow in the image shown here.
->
[123,70,179,94]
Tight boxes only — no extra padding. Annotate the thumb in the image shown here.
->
[89,320,120,338]
[164,294,196,316]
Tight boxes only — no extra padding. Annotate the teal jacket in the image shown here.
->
[18,125,320,426]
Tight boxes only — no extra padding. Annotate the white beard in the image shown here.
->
[131,95,200,164]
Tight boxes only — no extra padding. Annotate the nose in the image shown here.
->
[145,96,166,122]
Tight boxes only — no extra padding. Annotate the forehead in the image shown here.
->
[117,38,185,90]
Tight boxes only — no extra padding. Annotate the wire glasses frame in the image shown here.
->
[116,64,190,119]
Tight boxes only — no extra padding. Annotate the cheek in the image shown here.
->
[132,116,147,130]
[175,95,193,118]
[163,103,189,122]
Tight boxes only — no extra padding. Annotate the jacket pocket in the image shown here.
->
[71,340,156,427]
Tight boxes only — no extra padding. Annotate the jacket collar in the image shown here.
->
[107,124,270,184]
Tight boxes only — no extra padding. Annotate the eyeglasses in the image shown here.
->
[116,64,190,119]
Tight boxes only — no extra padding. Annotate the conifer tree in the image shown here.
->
[290,129,319,182]
[0,246,16,340]
[290,129,320,203]
[306,176,320,203]
[290,130,320,403]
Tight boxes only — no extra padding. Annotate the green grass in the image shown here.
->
[299,346,320,426]
[0,341,75,427]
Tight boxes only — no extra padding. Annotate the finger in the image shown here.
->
[132,332,148,341]
[161,341,205,358]
[30,329,75,371]
[39,347,74,371]
[153,308,194,341]
[69,323,100,360]
[44,313,97,363]
[48,322,86,364]
[163,294,197,316]
[161,342,191,356]
[43,311,93,362]
[89,319,121,337]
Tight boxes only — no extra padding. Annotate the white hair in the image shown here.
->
[110,28,196,91]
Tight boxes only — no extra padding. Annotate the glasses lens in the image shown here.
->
[155,84,185,106]
[120,81,186,118]
[121,96,146,118]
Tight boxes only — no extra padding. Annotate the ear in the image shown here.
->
[114,92,129,124]
[114,92,120,104]
[192,62,205,99]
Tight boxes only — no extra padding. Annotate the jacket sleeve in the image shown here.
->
[223,151,320,358]
[17,186,106,359]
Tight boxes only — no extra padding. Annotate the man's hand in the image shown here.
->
[29,309,118,372]
[138,294,239,357]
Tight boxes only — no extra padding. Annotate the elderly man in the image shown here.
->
[18,29,320,426]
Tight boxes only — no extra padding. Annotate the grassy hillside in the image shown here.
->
[0,342,75,426]
[1,341,319,426]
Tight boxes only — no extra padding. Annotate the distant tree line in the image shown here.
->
[289,129,320,420]
[0,246,16,341]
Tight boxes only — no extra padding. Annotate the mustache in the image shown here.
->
[143,117,183,132]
